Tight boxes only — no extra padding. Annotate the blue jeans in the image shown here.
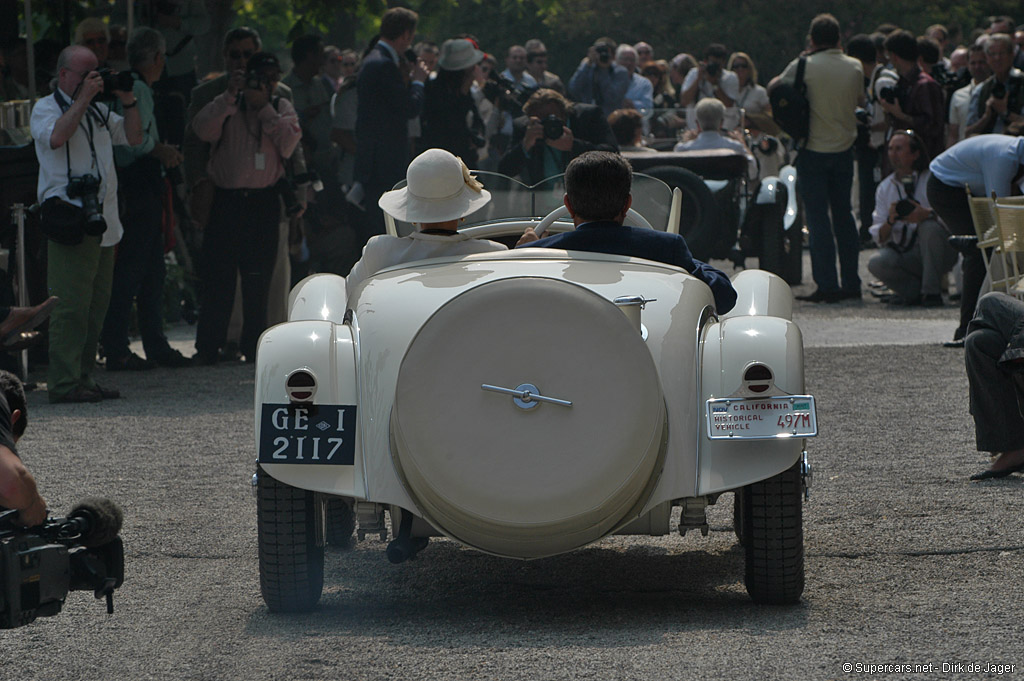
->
[796,148,861,294]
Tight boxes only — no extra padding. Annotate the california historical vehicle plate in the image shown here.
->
[258,404,357,464]
[705,395,817,440]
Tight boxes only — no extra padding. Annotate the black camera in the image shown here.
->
[245,69,270,92]
[705,61,721,78]
[895,198,916,218]
[542,115,565,140]
[595,44,611,64]
[879,85,897,104]
[96,67,134,99]
[0,499,124,629]
[66,174,107,236]
[931,62,969,91]
[484,72,535,115]
[992,82,1007,100]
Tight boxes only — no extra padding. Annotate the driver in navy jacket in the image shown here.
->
[516,151,737,313]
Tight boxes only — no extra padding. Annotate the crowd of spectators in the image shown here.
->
[5,6,1024,407]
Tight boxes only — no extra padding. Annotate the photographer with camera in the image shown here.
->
[191,52,300,365]
[568,38,631,118]
[878,31,945,160]
[498,88,617,185]
[30,45,142,403]
[0,372,45,526]
[100,27,189,373]
[679,44,741,131]
[867,130,955,307]
[964,34,1024,137]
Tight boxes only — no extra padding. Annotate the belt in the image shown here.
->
[216,186,277,198]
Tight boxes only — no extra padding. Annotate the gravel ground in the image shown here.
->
[2,251,1020,681]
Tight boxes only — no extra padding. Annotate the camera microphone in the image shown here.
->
[64,498,124,547]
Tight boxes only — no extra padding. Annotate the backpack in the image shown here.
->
[770,56,809,146]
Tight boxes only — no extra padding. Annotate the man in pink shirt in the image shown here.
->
[191,52,300,364]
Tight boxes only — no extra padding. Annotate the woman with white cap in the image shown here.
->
[345,148,506,298]
[420,38,487,167]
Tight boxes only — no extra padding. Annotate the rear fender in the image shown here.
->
[288,273,348,323]
[724,269,793,320]
[255,320,364,497]
[698,314,805,495]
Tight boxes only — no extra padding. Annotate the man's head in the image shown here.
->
[608,108,644,147]
[703,43,728,67]
[846,33,876,72]
[127,27,166,82]
[988,15,1015,36]
[526,49,548,79]
[223,27,261,72]
[75,17,110,63]
[291,34,324,79]
[925,24,949,52]
[884,30,919,73]
[887,130,927,175]
[564,152,633,224]
[634,42,653,65]
[916,36,941,72]
[808,14,841,49]
[615,44,638,74]
[322,45,342,80]
[0,371,27,441]
[380,7,418,51]
[949,46,969,72]
[56,45,99,96]
[968,43,992,83]
[506,45,527,76]
[695,97,726,132]
[414,42,439,71]
[523,88,570,122]
[985,33,1014,79]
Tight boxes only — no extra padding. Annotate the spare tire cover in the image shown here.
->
[391,277,666,558]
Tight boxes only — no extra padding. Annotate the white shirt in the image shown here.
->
[624,73,654,111]
[346,231,508,299]
[682,68,741,131]
[674,131,757,178]
[869,169,935,248]
[735,83,770,114]
[948,81,980,142]
[31,89,127,247]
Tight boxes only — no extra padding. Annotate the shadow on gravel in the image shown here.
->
[244,536,809,647]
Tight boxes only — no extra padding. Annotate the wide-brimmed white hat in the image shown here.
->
[378,148,492,223]
[438,38,484,71]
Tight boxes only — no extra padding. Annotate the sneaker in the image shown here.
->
[106,352,155,371]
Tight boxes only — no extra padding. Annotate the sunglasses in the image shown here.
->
[733,62,750,69]
[228,49,255,60]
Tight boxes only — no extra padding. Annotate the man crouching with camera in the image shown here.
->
[30,45,142,404]
[0,373,44,525]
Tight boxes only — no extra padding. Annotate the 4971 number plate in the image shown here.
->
[258,404,356,464]
[705,395,817,440]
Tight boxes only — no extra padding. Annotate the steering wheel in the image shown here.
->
[532,205,656,238]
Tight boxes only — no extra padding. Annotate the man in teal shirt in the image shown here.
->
[102,27,190,371]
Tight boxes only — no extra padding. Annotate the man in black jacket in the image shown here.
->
[498,88,617,185]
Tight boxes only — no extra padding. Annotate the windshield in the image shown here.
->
[389,172,673,237]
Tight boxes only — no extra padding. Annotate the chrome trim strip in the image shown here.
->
[694,305,717,497]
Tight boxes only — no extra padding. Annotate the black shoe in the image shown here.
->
[970,461,1024,480]
[920,294,944,307]
[106,352,155,371]
[152,348,192,368]
[795,289,841,303]
[839,289,863,301]
[50,386,102,404]
[884,294,921,306]
[943,339,965,348]
[948,235,978,254]
[194,351,219,366]
[219,341,241,362]
[91,383,121,399]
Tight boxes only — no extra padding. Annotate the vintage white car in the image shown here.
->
[253,173,816,612]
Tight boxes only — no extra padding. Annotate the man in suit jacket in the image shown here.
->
[498,88,618,185]
[516,151,737,314]
[352,7,428,246]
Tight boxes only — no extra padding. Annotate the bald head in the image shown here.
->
[56,45,98,95]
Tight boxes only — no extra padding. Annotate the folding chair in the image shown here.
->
[965,185,1000,280]
[993,200,1024,299]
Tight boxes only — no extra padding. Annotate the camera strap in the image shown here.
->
[53,89,101,182]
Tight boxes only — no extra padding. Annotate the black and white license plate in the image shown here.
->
[706,395,817,440]
[258,404,357,465]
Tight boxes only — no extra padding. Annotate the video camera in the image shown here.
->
[483,71,536,116]
[0,498,124,629]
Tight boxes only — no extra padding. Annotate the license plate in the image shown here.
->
[258,404,357,464]
[706,395,817,440]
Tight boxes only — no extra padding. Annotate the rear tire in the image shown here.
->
[642,165,720,261]
[257,469,324,612]
[757,185,787,278]
[741,461,804,605]
[325,497,355,549]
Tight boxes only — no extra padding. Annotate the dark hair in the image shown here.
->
[916,37,940,66]
[433,63,472,93]
[884,30,918,62]
[890,130,929,171]
[809,14,841,48]
[968,42,986,56]
[523,88,570,117]
[291,34,323,65]
[380,7,418,41]
[527,50,547,64]
[704,43,728,61]
[608,108,643,147]
[247,51,281,77]
[846,34,876,63]
[223,26,261,52]
[0,371,26,439]
[565,152,632,222]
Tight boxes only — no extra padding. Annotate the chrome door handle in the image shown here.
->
[481,383,573,409]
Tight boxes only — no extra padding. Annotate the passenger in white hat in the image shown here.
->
[345,148,506,298]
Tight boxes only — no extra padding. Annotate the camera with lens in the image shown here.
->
[0,499,124,629]
[992,82,1007,100]
[95,67,135,100]
[931,62,969,91]
[245,69,270,92]
[895,198,916,218]
[705,61,721,78]
[542,115,565,140]
[595,43,612,65]
[66,174,107,236]
[484,72,535,115]
[878,85,897,104]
